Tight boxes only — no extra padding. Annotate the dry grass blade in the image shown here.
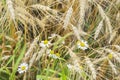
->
[5,35,15,42]
[94,20,103,40]
[85,57,96,80]
[116,0,120,4]
[1,55,10,60]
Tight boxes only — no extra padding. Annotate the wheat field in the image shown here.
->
[0,0,120,80]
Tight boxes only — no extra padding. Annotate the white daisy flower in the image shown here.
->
[39,40,51,48]
[77,40,89,50]
[18,63,28,74]
[67,64,73,70]
[47,49,59,59]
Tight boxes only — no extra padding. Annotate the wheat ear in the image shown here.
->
[94,20,103,40]
[86,57,96,80]
[6,0,15,21]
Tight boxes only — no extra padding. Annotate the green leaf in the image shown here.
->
[9,45,26,80]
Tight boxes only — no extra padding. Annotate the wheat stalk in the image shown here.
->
[71,25,81,40]
[24,36,39,61]
[29,52,38,68]
[36,48,46,61]
[85,57,96,80]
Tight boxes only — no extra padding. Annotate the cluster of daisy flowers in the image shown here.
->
[17,34,89,74]
[39,34,65,59]
[39,39,60,59]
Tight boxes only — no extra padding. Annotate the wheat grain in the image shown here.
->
[105,49,120,63]
[105,16,113,38]
[63,6,73,29]
[97,4,113,43]
[78,0,86,27]
[29,52,38,68]
[6,0,15,21]
[97,4,106,19]
[71,25,81,40]
[86,57,96,80]
[108,31,116,43]
[94,20,103,40]
[108,60,117,75]
[24,36,39,61]
[93,57,107,64]
[36,48,46,61]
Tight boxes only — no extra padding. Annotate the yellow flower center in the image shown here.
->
[108,53,113,59]
[50,50,54,54]
[56,53,60,57]
[77,41,85,47]
[80,42,85,47]
[44,40,48,44]
[79,66,83,70]
[21,66,26,70]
